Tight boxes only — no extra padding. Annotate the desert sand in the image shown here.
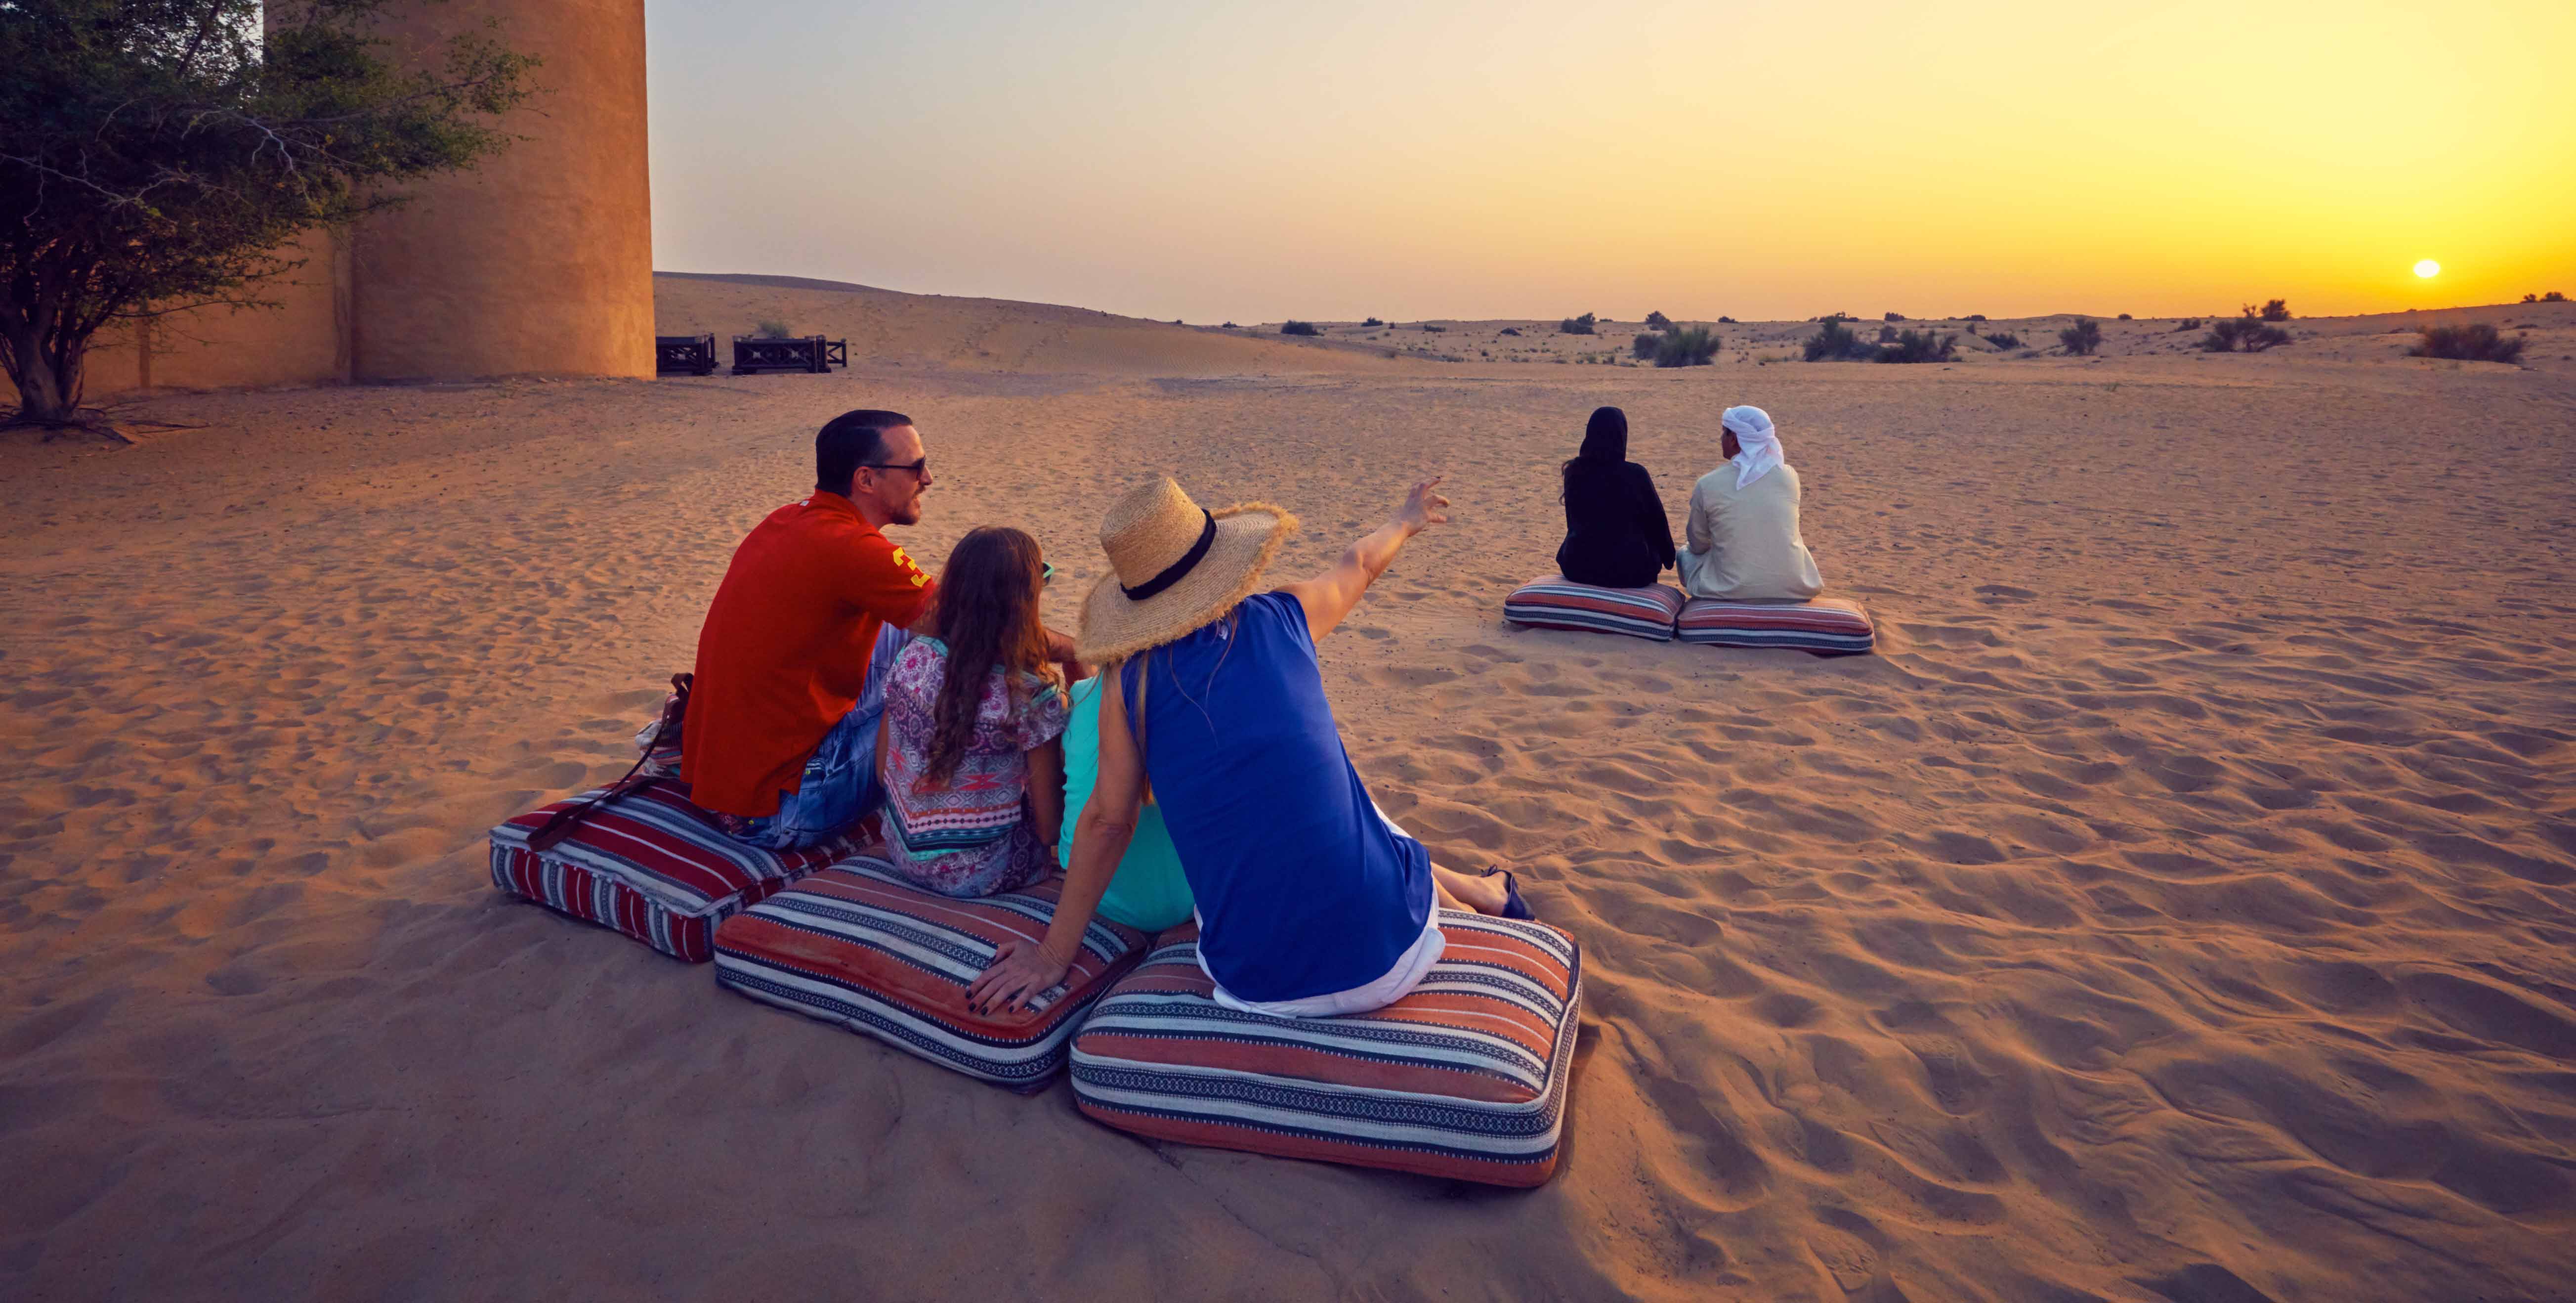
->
[4,273,2573,1301]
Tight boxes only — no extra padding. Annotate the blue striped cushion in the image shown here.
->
[1069,912,1583,1186]
[714,861,1149,1090]
[1503,575,1685,641]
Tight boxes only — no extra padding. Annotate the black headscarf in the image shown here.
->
[1562,406,1629,501]
[1577,406,1628,462]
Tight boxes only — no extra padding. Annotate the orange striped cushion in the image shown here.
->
[1070,912,1583,1186]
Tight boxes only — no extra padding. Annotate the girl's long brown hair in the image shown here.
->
[922,526,1053,788]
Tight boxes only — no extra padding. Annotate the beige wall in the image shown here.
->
[4,232,347,408]
[351,0,655,381]
[7,0,653,408]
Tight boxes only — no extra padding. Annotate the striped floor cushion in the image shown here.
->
[1503,575,1685,641]
[1069,912,1584,1187]
[714,862,1151,1090]
[488,777,856,962]
[1677,595,1876,655]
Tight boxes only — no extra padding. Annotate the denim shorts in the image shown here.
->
[729,627,909,852]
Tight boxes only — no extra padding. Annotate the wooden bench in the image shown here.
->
[730,335,848,375]
[655,334,717,376]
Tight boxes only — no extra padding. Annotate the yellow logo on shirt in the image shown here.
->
[891,545,929,587]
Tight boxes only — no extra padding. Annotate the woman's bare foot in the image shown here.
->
[1432,863,1510,915]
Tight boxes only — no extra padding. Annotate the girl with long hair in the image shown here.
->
[874,526,1071,896]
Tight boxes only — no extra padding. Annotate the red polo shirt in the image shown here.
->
[682,492,937,817]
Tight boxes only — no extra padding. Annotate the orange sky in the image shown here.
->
[645,1,2576,322]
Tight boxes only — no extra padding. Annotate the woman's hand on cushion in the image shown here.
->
[968,937,1069,1014]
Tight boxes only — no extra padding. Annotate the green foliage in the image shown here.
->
[2058,318,2103,355]
[2200,314,2290,352]
[754,319,795,339]
[2408,323,2526,363]
[1558,313,1597,335]
[1644,310,1672,330]
[1802,318,1873,362]
[1280,320,1319,336]
[1631,332,1659,360]
[1874,330,1956,364]
[1653,327,1719,367]
[0,0,541,423]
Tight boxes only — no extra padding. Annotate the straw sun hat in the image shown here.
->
[1078,477,1298,664]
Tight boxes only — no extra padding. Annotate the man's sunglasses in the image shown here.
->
[859,458,929,477]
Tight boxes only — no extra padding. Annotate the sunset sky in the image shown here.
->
[644,1,2576,324]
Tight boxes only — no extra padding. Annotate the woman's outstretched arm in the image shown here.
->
[1276,477,1449,643]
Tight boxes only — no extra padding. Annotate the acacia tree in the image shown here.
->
[0,0,538,432]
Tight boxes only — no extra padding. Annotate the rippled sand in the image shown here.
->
[3,276,2571,1300]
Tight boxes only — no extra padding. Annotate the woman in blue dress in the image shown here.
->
[968,474,1529,1016]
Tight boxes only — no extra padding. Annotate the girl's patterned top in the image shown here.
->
[881,637,1068,897]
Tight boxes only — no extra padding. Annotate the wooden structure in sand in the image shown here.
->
[7,0,654,406]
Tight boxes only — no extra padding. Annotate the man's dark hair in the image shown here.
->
[815,409,914,495]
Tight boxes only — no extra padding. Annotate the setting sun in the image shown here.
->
[2415,260,2443,278]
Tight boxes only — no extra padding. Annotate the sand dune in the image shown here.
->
[655,271,1417,375]
[3,284,2574,1301]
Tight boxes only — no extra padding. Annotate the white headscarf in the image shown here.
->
[1723,405,1784,490]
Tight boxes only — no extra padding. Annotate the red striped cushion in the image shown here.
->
[1504,575,1685,640]
[714,863,1151,1090]
[487,778,855,962]
[1676,595,1875,655]
[1069,912,1583,1186]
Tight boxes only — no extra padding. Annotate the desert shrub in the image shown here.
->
[1964,313,1987,322]
[1884,311,1905,322]
[2408,322,2526,363]
[2059,318,2103,355]
[1632,332,1660,360]
[1654,327,1721,367]
[1802,318,1873,362]
[1221,321,1237,329]
[1717,315,1736,324]
[2117,313,2133,320]
[1875,324,1898,342]
[1874,330,1956,363]
[2254,299,2291,321]
[755,319,795,339]
[1984,331,2023,349]
[1280,320,1319,336]
[1498,326,1521,337]
[2545,291,2568,302]
[1422,323,1446,332]
[2174,319,2202,331]
[2200,315,2290,352]
[1645,310,1673,330]
[1559,313,1598,335]
[1361,316,1384,328]
[2526,293,2539,303]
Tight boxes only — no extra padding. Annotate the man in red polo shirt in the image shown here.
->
[684,409,943,849]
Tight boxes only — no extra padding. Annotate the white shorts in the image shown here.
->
[1198,801,1447,1019]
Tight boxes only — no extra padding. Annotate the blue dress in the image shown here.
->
[1119,592,1435,1004]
